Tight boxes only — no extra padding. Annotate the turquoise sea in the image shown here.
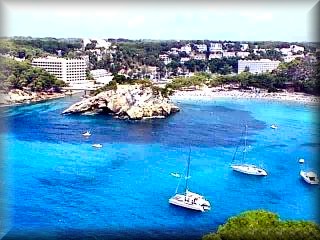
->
[1,95,319,239]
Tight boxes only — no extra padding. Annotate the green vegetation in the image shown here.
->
[166,72,211,90]
[0,37,82,59]
[166,54,320,95]
[94,80,118,95]
[0,57,66,92]
[11,37,82,56]
[203,210,320,240]
[0,38,44,60]
[93,76,172,97]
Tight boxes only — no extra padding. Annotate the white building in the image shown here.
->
[290,45,304,53]
[90,69,113,84]
[32,57,87,84]
[279,48,292,56]
[81,55,90,67]
[180,57,190,64]
[193,53,206,61]
[236,51,250,58]
[222,51,236,58]
[169,48,179,55]
[209,52,223,59]
[159,54,172,65]
[180,45,192,54]
[238,59,281,74]
[82,38,91,50]
[95,39,111,49]
[283,54,304,62]
[240,43,249,51]
[195,44,208,52]
[209,43,223,52]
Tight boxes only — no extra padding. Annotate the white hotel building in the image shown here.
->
[238,59,281,74]
[32,57,87,84]
[90,69,113,85]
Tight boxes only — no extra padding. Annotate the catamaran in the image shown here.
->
[169,148,211,212]
[231,125,267,176]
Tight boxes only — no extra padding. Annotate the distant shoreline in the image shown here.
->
[170,88,320,105]
[0,91,72,108]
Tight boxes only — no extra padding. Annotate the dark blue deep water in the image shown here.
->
[1,95,319,239]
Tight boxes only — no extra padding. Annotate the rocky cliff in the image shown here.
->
[62,85,179,120]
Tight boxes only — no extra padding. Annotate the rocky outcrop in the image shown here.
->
[0,89,65,106]
[62,85,180,120]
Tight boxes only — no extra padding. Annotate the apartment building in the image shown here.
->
[238,59,281,74]
[209,43,223,52]
[159,54,172,65]
[236,51,250,58]
[32,57,87,84]
[195,44,208,52]
[90,69,113,84]
[222,51,236,58]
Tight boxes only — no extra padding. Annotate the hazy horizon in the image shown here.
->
[1,0,319,42]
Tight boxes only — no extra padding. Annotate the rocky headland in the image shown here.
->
[62,85,180,120]
[0,89,66,107]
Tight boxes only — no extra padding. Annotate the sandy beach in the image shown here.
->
[170,87,320,105]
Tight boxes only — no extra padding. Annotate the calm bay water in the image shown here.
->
[1,95,319,239]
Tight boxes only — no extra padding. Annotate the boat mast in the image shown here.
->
[185,147,191,195]
[242,125,248,162]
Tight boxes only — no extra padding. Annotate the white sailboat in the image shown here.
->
[231,125,267,176]
[169,148,211,212]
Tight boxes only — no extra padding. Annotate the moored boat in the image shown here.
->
[300,170,319,185]
[231,125,268,176]
[82,131,91,137]
[169,148,211,212]
[231,164,267,176]
[92,143,102,148]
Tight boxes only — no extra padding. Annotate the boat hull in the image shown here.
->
[231,164,267,176]
[169,193,210,212]
[300,171,319,185]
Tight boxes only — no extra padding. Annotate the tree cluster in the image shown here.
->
[203,210,320,240]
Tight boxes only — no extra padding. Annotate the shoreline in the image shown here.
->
[170,88,320,105]
[0,90,80,108]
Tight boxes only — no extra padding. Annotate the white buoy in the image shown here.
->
[299,158,305,164]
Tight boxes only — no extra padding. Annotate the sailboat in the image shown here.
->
[231,125,267,176]
[169,148,211,212]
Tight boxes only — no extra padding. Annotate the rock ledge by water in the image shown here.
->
[62,85,179,120]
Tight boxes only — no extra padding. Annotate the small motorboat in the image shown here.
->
[82,131,91,137]
[299,158,305,164]
[300,171,319,185]
[92,144,102,148]
[270,124,278,129]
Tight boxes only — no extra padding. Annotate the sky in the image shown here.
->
[1,0,319,42]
